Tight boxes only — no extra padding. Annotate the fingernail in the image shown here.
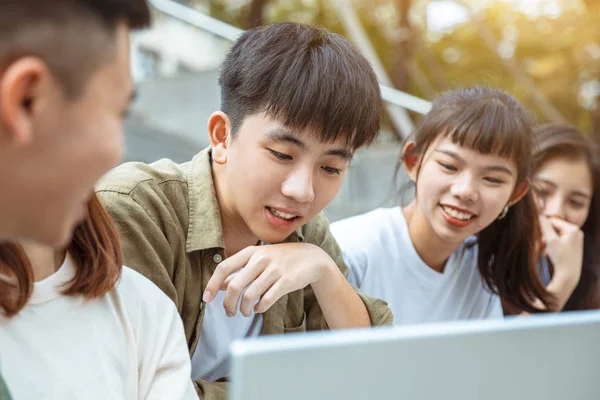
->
[202,290,212,302]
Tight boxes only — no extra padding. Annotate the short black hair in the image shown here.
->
[219,22,382,150]
[0,0,151,98]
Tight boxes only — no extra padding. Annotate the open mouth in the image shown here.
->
[265,206,301,230]
[440,204,477,228]
[441,205,475,221]
[268,207,298,220]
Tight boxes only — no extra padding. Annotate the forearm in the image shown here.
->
[310,261,371,329]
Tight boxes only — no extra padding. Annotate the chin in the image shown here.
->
[40,226,74,249]
[252,225,294,244]
[258,231,292,245]
[431,223,469,246]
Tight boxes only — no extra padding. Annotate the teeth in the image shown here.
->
[442,205,473,221]
[270,208,296,220]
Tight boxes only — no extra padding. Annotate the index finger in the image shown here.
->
[203,246,257,302]
[539,216,558,242]
[547,217,578,235]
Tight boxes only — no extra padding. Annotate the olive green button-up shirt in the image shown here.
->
[0,371,11,400]
[96,147,393,399]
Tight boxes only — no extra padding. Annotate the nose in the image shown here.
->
[542,194,566,220]
[281,165,315,204]
[450,173,479,204]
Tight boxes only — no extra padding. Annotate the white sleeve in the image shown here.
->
[330,220,369,289]
[136,290,199,400]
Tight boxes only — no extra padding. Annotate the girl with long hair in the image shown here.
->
[331,87,559,324]
[531,123,600,311]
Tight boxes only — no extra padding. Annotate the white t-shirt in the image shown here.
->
[0,255,198,400]
[330,207,503,325]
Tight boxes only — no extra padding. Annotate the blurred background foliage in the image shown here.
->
[179,0,600,141]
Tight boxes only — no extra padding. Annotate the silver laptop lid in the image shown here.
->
[231,311,600,400]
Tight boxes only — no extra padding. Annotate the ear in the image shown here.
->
[0,57,47,146]
[402,141,420,183]
[207,111,231,165]
[509,178,530,205]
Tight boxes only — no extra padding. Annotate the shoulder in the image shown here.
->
[299,208,400,245]
[331,207,404,248]
[331,207,400,231]
[116,267,178,314]
[96,159,191,224]
[96,159,190,198]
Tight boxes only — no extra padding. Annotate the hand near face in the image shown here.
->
[540,216,584,288]
[202,243,331,317]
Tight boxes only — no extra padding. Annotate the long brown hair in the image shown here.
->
[0,194,122,317]
[532,123,600,310]
[398,86,553,313]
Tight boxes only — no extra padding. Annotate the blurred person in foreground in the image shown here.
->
[0,1,198,399]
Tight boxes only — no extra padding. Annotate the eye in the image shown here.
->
[269,150,292,161]
[484,177,504,184]
[437,161,457,172]
[322,166,341,175]
[568,199,586,210]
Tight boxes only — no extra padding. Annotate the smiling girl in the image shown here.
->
[331,86,553,324]
[531,123,600,312]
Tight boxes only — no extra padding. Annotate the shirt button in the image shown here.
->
[213,253,223,263]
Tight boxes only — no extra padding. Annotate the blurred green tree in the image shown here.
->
[192,0,599,139]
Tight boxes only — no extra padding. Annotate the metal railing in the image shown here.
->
[148,0,432,115]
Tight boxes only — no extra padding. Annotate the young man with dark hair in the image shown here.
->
[97,22,393,399]
[0,1,151,398]
[0,0,150,248]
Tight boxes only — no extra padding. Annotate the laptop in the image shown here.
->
[230,311,600,400]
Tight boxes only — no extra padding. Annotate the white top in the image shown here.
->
[191,278,264,382]
[0,255,198,400]
[330,207,502,325]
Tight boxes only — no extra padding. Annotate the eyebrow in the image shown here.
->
[434,149,514,176]
[266,129,306,149]
[266,128,353,160]
[536,179,592,200]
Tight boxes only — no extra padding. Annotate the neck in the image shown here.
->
[403,201,459,273]
[211,166,259,257]
[20,241,66,282]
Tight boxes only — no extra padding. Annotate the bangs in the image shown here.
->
[444,97,531,163]
[261,39,381,149]
[407,87,534,182]
[220,23,382,150]
[533,123,595,166]
[410,87,535,179]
